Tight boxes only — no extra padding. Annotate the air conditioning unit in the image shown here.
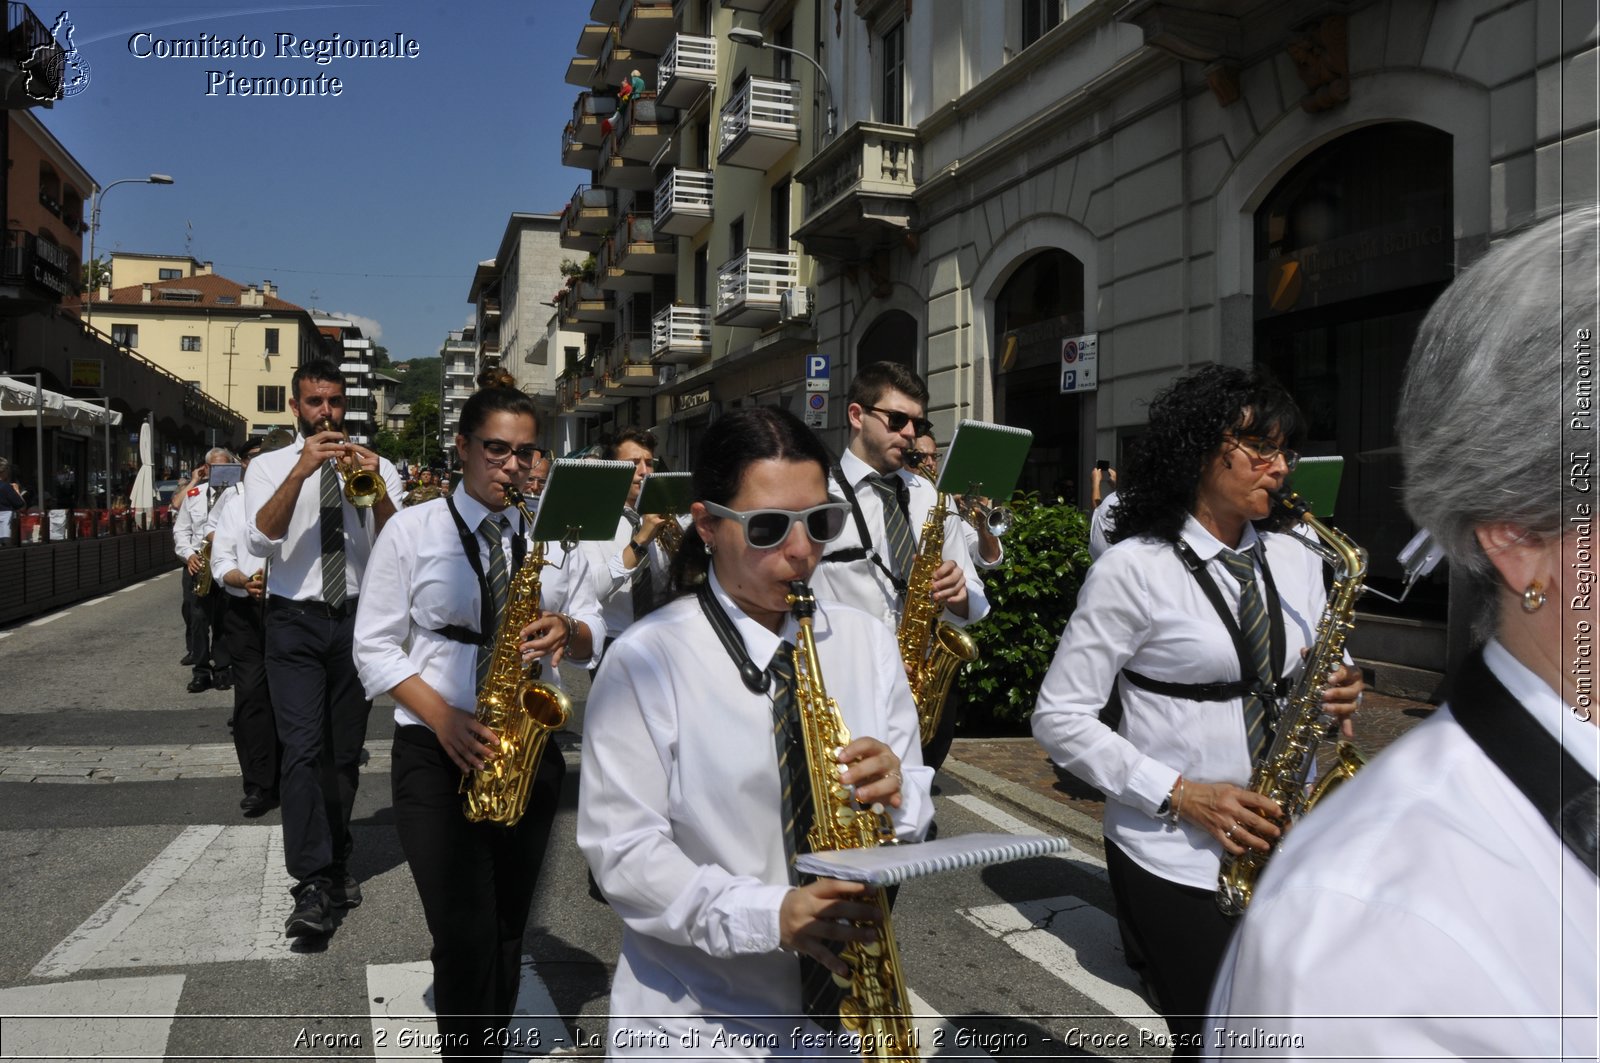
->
[779,286,813,324]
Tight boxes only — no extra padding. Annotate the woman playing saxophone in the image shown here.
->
[353,381,602,1063]
[577,406,932,1057]
[1029,365,1361,1057]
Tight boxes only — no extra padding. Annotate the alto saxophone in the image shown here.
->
[193,539,214,597]
[899,456,979,746]
[787,581,917,1062]
[1216,492,1368,915]
[461,485,572,827]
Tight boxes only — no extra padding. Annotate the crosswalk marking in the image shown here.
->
[367,957,569,1058]
[0,973,184,1059]
[946,793,1109,879]
[32,825,296,978]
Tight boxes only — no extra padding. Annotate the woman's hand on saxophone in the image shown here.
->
[1317,657,1365,738]
[1179,780,1283,856]
[837,738,903,808]
[779,879,884,976]
[391,676,500,774]
[929,559,968,614]
[519,614,573,668]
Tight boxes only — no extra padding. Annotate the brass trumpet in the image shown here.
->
[957,495,1013,537]
[313,417,387,508]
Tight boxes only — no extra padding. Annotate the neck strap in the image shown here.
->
[695,580,773,695]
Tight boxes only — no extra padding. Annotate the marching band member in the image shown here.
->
[1030,365,1361,1056]
[174,446,235,693]
[354,382,600,1063]
[577,406,931,1056]
[912,427,1002,568]
[582,427,672,656]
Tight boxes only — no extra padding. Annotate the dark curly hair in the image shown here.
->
[1109,364,1305,545]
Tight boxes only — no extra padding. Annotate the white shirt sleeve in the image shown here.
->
[942,510,990,625]
[172,491,197,559]
[353,515,422,702]
[550,541,604,664]
[242,457,285,556]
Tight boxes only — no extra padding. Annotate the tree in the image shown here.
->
[370,344,390,370]
[371,427,405,465]
[398,392,442,469]
[80,256,109,294]
[397,357,442,408]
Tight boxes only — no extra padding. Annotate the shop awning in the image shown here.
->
[0,377,122,428]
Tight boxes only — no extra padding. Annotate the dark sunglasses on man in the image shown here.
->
[860,404,934,438]
[700,501,851,549]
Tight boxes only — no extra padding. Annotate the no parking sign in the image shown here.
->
[1061,333,1099,394]
[804,391,828,428]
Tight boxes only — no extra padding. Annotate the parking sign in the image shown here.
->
[1061,333,1099,394]
[806,353,830,392]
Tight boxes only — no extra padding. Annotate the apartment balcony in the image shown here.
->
[590,0,621,20]
[480,298,500,319]
[565,55,600,87]
[2,4,63,109]
[615,93,677,162]
[715,249,798,327]
[577,367,609,412]
[793,122,920,261]
[556,373,581,415]
[576,20,609,57]
[599,340,659,398]
[561,185,616,252]
[559,279,613,332]
[651,304,712,364]
[608,213,675,287]
[654,168,712,237]
[718,77,799,171]
[595,128,656,191]
[561,91,618,168]
[445,386,475,402]
[617,0,674,54]
[599,29,656,88]
[658,34,715,109]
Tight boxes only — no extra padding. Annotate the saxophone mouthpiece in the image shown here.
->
[786,580,816,620]
[1272,489,1311,519]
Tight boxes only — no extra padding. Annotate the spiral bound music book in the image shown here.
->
[794,831,1070,886]
[531,459,635,542]
[636,472,693,516]
[936,421,1034,500]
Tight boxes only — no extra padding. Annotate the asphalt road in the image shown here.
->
[0,572,1169,1061]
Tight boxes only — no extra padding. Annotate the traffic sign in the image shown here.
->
[804,391,828,428]
[805,353,830,392]
[1061,333,1099,394]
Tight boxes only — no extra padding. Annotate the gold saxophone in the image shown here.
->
[899,457,979,746]
[1216,492,1368,915]
[786,581,917,1062]
[193,539,214,597]
[461,485,573,827]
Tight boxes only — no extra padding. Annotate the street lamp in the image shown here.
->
[224,313,273,414]
[727,27,835,138]
[85,174,175,329]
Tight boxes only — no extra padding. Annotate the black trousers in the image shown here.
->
[223,594,279,795]
[265,603,371,885]
[392,725,566,1063]
[1104,840,1238,1059]
[182,569,228,679]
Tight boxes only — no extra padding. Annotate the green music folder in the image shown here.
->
[936,420,1034,500]
[531,459,634,542]
[636,472,693,516]
[1287,456,1344,518]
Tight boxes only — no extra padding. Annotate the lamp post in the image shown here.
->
[85,174,175,329]
[727,27,835,138]
[224,313,272,415]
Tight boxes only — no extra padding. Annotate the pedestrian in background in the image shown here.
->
[173,447,234,693]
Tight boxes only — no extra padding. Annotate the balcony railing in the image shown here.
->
[560,279,612,330]
[615,213,674,273]
[794,122,920,261]
[562,90,617,167]
[658,33,715,107]
[715,249,798,326]
[651,304,712,364]
[599,26,656,88]
[617,0,674,54]
[615,93,677,162]
[718,77,799,171]
[654,168,713,236]
[599,340,657,396]
[596,126,656,191]
[5,4,63,106]
[562,185,616,249]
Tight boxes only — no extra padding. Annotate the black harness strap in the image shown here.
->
[437,495,527,647]
[818,463,908,597]
[695,581,773,695]
[1447,649,1598,876]
[1122,539,1288,706]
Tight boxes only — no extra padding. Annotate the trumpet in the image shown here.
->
[313,417,387,508]
[904,451,1013,537]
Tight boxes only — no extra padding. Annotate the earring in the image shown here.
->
[1522,580,1547,613]
[704,539,715,556]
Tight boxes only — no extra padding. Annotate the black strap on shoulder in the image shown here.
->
[1447,649,1599,876]
[695,581,772,695]
[1121,669,1291,703]
[819,463,908,597]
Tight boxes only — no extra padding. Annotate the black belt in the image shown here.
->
[267,595,360,619]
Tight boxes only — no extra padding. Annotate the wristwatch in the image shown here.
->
[629,536,650,556]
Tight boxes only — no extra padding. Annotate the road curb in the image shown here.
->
[942,756,1106,857]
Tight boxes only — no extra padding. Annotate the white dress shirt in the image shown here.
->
[243,435,404,603]
[353,486,604,728]
[1088,490,1119,560]
[1031,516,1327,889]
[577,512,676,645]
[172,483,221,560]
[206,485,269,600]
[810,448,989,631]
[1207,640,1599,1062]
[576,568,933,1056]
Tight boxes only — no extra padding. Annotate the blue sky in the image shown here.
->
[40,0,596,360]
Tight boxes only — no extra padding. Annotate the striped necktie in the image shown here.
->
[769,642,848,1026]
[318,463,346,609]
[1219,548,1273,760]
[867,473,916,581]
[476,513,510,693]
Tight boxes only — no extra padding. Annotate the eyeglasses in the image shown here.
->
[624,456,661,470]
[1227,435,1300,471]
[861,404,933,438]
[701,500,851,549]
[473,437,541,465]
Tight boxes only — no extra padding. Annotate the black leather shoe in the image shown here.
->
[186,675,212,694]
[327,869,362,910]
[213,677,233,692]
[240,789,279,818]
[179,653,196,666]
[285,884,332,938]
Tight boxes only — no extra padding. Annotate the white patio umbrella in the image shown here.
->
[130,420,155,528]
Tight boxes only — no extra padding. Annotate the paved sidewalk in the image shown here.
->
[943,690,1437,847]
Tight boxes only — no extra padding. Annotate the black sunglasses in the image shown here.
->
[861,404,933,438]
[702,501,851,549]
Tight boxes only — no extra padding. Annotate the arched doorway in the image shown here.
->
[1253,121,1453,616]
[992,250,1085,497]
[857,310,918,371]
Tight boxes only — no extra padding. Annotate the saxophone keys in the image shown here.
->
[833,805,857,828]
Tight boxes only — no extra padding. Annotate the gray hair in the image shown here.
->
[205,447,236,464]
[1398,206,1596,635]
[0,456,10,478]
